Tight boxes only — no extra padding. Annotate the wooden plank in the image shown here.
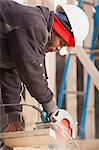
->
[0,128,54,148]
[1,129,99,149]
[13,139,99,150]
[85,49,99,54]
[83,3,93,48]
[25,0,42,5]
[67,0,78,4]
[68,46,99,91]
[66,55,77,121]
[67,48,99,55]
[76,139,99,150]
[45,53,56,101]
[84,68,95,138]
[0,122,80,149]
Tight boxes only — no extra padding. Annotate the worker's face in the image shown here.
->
[44,34,66,53]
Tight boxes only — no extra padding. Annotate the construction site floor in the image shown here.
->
[13,139,99,150]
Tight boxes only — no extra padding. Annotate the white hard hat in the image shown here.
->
[56,4,89,46]
[12,0,23,4]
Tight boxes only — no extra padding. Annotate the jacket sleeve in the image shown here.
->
[7,26,53,105]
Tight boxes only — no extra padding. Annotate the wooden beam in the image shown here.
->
[84,68,95,138]
[76,139,99,150]
[95,56,99,60]
[85,49,99,54]
[68,49,99,55]
[68,46,99,91]
[67,0,77,4]
[0,128,54,148]
[0,122,79,149]
[66,55,77,122]
[1,131,99,150]
[45,53,56,102]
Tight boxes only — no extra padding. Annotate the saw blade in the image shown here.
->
[49,120,80,149]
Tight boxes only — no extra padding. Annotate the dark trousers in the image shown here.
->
[0,68,23,150]
[0,67,22,122]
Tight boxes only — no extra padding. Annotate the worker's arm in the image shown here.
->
[7,26,57,114]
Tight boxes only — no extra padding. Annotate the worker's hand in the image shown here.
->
[41,99,58,123]
[42,100,58,116]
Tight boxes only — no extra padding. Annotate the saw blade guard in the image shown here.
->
[51,109,78,139]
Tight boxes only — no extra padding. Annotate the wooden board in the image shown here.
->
[84,69,95,138]
[0,129,54,148]
[68,46,99,91]
[66,55,77,121]
[1,129,99,149]
[13,139,99,150]
[76,139,99,150]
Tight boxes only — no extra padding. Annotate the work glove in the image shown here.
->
[41,100,58,123]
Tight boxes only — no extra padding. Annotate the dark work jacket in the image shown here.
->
[0,0,54,104]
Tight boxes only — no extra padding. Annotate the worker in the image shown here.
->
[0,0,89,149]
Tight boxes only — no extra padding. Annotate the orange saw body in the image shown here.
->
[55,119,72,139]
